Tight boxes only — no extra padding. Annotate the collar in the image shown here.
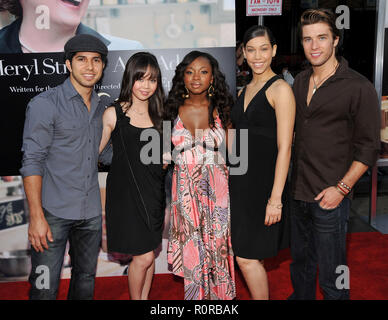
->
[63,77,80,100]
[302,56,352,82]
[63,77,100,104]
[0,18,23,53]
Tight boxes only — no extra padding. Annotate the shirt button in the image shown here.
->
[89,139,91,143]
[304,120,308,124]
[88,157,90,160]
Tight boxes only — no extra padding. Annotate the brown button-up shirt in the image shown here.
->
[291,58,380,202]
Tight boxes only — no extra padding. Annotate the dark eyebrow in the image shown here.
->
[246,44,270,49]
[185,66,209,71]
[303,33,329,39]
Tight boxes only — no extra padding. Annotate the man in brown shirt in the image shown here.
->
[289,9,380,300]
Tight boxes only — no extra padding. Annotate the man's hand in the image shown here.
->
[28,213,53,252]
[314,186,344,210]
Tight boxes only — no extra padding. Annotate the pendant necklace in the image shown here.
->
[131,108,147,116]
[312,62,339,95]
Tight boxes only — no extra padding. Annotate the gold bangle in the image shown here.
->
[268,199,283,209]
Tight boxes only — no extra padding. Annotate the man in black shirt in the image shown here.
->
[289,8,380,300]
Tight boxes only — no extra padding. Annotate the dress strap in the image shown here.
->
[113,101,125,120]
[261,75,282,92]
[238,86,247,98]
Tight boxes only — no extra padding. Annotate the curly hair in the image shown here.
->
[165,50,233,130]
[0,0,22,17]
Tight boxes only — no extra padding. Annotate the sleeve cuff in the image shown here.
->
[354,147,380,167]
[19,165,44,178]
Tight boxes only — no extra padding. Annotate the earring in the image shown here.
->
[182,86,189,99]
[208,84,215,97]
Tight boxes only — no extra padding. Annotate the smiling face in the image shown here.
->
[20,0,89,28]
[301,22,339,67]
[66,51,104,90]
[183,56,213,96]
[131,66,158,103]
[243,34,277,76]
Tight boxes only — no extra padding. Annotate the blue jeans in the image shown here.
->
[289,198,350,300]
[29,209,102,300]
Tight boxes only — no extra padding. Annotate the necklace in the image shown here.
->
[131,108,147,116]
[312,62,339,95]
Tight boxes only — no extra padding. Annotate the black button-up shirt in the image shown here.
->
[291,58,380,202]
[20,77,108,220]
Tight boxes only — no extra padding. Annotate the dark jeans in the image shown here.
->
[289,198,350,300]
[29,209,102,300]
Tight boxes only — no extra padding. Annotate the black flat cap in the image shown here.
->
[64,34,108,60]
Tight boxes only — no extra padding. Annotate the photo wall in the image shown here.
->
[0,0,235,282]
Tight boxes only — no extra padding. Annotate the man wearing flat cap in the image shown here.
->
[20,34,109,300]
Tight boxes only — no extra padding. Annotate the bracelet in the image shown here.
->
[336,184,349,195]
[267,199,283,209]
[338,180,351,192]
[336,181,351,197]
[335,186,347,196]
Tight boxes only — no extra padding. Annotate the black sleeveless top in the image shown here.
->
[105,102,165,255]
[229,75,290,260]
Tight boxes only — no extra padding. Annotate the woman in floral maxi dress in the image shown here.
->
[165,51,236,300]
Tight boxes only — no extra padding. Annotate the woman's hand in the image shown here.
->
[264,200,282,226]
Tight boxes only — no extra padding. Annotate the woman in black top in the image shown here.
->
[99,52,165,300]
[229,26,295,299]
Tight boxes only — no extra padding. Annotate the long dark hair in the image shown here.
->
[117,52,165,132]
[165,50,233,130]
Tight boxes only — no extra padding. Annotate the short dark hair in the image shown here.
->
[299,8,341,41]
[66,51,107,65]
[0,0,22,17]
[243,25,277,47]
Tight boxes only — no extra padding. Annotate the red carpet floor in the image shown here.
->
[1,232,387,300]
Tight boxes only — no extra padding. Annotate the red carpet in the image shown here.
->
[1,232,387,300]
